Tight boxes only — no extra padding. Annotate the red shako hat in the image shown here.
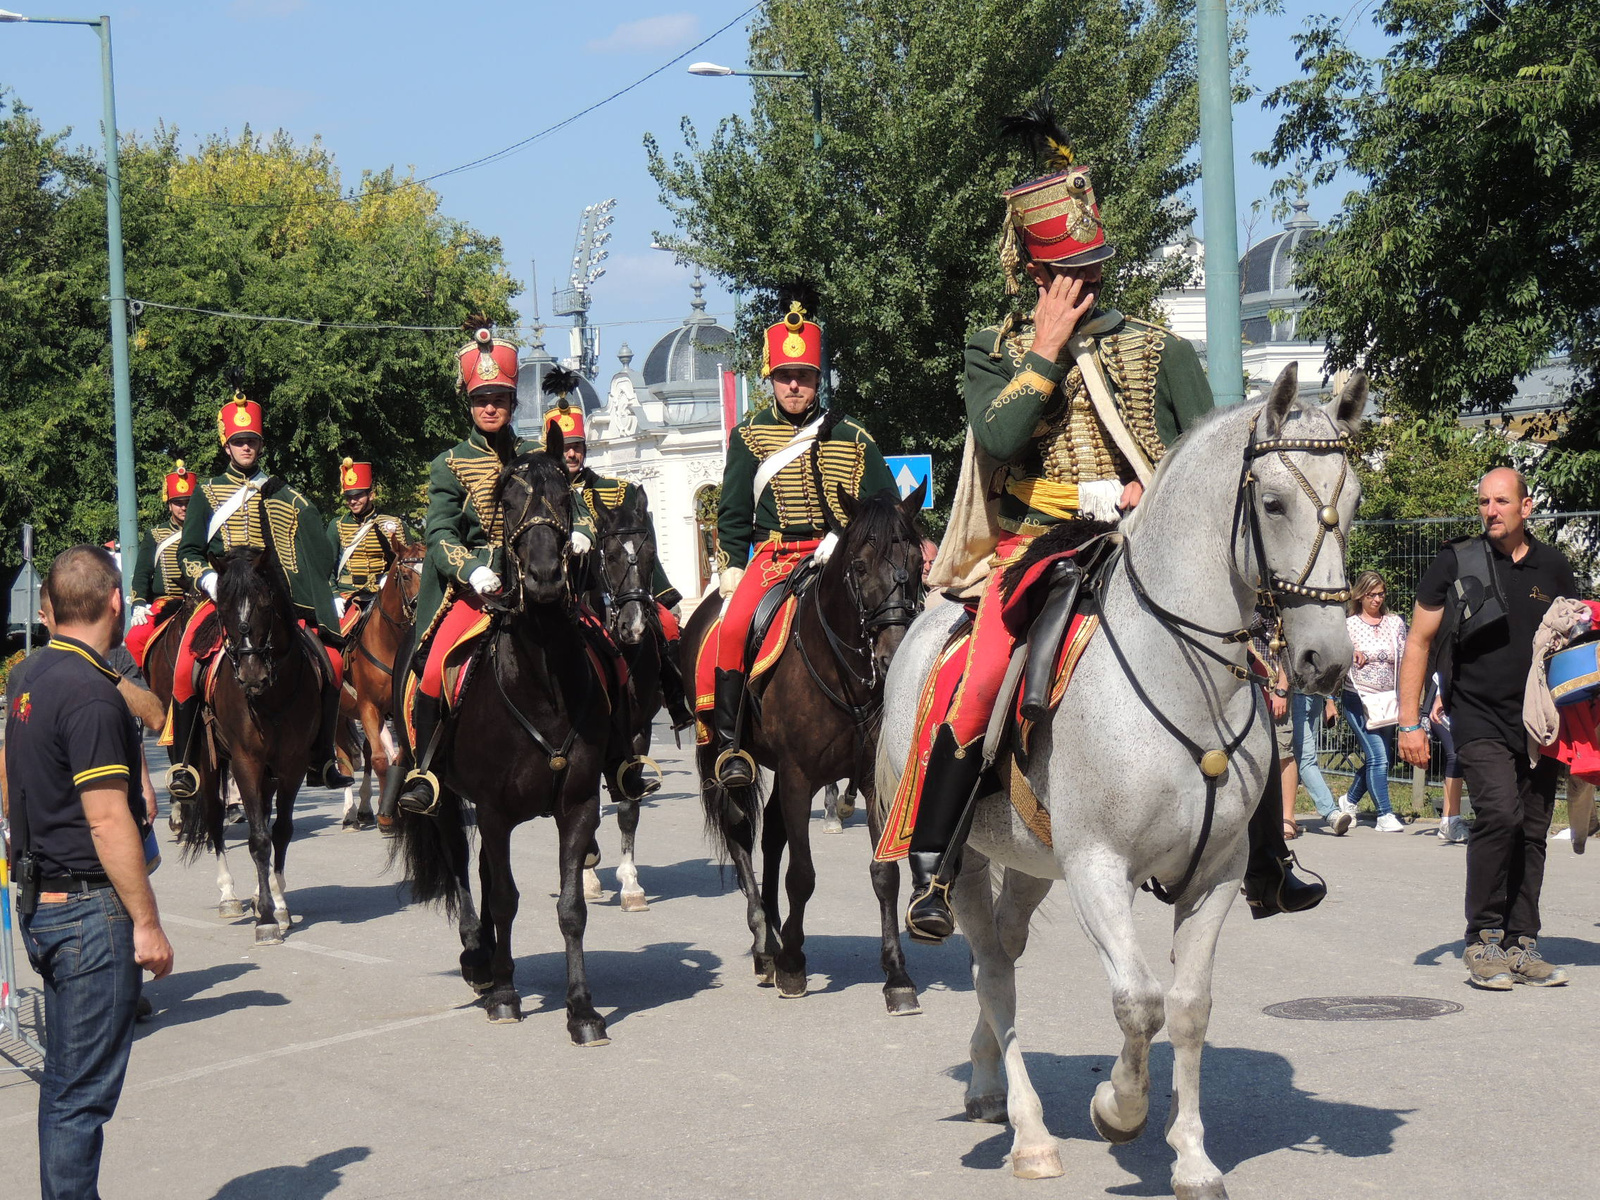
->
[164,460,197,502]
[339,457,373,493]
[762,303,822,376]
[458,316,519,395]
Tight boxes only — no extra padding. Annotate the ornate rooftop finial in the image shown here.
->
[617,341,634,369]
[691,268,707,314]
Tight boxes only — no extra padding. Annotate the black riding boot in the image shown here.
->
[905,724,985,944]
[1241,753,1326,918]
[165,695,204,801]
[658,646,695,731]
[397,691,443,816]
[711,668,755,789]
[308,682,355,790]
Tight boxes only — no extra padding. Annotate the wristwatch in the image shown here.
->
[1272,687,1289,698]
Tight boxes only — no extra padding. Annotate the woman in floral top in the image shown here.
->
[1341,570,1409,831]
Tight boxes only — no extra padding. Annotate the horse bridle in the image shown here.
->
[496,468,572,614]
[595,524,657,635]
[798,525,925,709]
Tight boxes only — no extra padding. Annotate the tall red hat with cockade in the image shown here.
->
[541,366,586,441]
[339,457,373,493]
[217,392,264,444]
[998,101,1114,291]
[761,302,823,376]
[458,315,519,395]
[164,459,197,502]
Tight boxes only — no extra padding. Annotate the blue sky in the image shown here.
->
[0,1,1387,377]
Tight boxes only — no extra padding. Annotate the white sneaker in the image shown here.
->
[1375,813,1404,833]
[1337,794,1359,817]
[1330,811,1353,836]
[1440,816,1469,844]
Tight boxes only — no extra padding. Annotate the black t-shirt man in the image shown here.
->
[5,636,142,876]
[1416,534,1578,752]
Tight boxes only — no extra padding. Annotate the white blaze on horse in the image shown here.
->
[877,363,1364,1195]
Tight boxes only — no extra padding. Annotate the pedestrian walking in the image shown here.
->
[1293,692,1351,834]
[1341,571,1407,831]
[1399,467,1579,989]
[1429,684,1470,844]
[3,545,174,1200]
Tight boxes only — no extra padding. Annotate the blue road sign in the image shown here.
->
[885,455,934,509]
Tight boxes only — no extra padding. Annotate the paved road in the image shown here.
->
[4,725,1599,1200]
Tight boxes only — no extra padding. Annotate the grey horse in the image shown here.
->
[876,363,1365,1195]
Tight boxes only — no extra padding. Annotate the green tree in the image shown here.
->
[645,0,1202,499]
[0,99,518,595]
[1258,0,1600,507]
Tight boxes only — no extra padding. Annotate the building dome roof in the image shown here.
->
[1239,200,1319,299]
[642,272,734,387]
[515,346,602,414]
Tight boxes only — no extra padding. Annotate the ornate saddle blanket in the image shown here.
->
[339,596,371,640]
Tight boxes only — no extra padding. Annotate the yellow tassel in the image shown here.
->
[999,216,1023,297]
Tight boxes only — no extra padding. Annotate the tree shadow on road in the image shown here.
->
[208,1146,370,1199]
[512,941,723,1030]
[946,1044,1409,1190]
[137,961,288,1034]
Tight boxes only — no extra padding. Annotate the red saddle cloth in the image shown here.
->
[125,595,185,671]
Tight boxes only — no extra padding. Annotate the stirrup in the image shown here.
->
[905,877,956,945]
[397,769,441,816]
[713,747,757,788]
[617,755,663,802]
[1243,850,1326,919]
[166,764,201,802]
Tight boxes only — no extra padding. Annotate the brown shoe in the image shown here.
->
[1464,929,1515,990]
[1506,936,1570,987]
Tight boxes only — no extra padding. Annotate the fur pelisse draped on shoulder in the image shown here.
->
[999,518,1116,604]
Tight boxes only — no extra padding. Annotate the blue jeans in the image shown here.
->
[20,886,142,1200]
[1341,690,1395,816]
[1292,692,1339,817]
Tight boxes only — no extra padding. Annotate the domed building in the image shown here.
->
[511,334,603,439]
[584,273,744,608]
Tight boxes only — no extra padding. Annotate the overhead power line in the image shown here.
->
[126,297,736,333]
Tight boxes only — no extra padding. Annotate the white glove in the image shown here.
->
[130,604,152,626]
[198,571,218,601]
[469,566,502,596]
[719,566,745,600]
[570,531,593,555]
[332,596,347,620]
[812,531,839,565]
[1078,480,1123,525]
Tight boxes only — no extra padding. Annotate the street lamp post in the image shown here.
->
[1196,0,1244,406]
[1,11,138,591]
[688,61,833,404]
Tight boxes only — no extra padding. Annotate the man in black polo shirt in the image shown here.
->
[1399,467,1579,990]
[4,545,174,1200]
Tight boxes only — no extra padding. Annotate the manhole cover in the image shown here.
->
[1262,996,1464,1022]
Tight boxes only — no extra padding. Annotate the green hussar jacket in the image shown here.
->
[129,521,187,606]
[717,404,897,570]
[327,511,409,596]
[570,468,681,609]
[414,428,538,638]
[966,309,1213,534]
[178,464,341,639]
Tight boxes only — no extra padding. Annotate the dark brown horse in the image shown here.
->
[585,485,667,911]
[175,546,324,945]
[684,483,926,1009]
[333,530,424,832]
[394,439,614,1043]
[139,593,198,834]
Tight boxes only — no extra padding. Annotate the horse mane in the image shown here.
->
[840,485,919,554]
[999,518,1118,602]
[215,545,293,617]
[493,450,567,509]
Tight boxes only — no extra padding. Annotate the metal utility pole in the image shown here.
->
[553,200,616,380]
[1197,0,1244,405]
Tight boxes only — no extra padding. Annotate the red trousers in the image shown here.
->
[172,600,341,702]
[418,595,486,701]
[716,539,820,673]
[125,596,183,671]
[941,533,1034,747]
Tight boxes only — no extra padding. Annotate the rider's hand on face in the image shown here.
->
[1030,266,1099,362]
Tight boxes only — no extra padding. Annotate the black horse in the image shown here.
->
[683,483,927,1008]
[394,436,614,1044]
[586,485,668,912]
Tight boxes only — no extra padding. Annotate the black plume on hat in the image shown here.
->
[999,96,1076,171]
[544,366,582,401]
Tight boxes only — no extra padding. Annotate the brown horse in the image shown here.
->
[332,530,424,833]
[139,593,198,833]
[175,545,324,945]
[684,483,926,1009]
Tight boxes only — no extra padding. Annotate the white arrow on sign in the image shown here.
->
[895,464,920,499]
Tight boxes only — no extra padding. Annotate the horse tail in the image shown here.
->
[700,771,765,865]
[873,728,902,832]
[389,792,469,917]
[176,765,226,864]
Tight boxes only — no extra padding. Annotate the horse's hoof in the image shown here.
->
[619,890,649,912]
[821,816,844,835]
[218,899,248,920]
[1173,1180,1229,1200]
[776,970,808,998]
[570,1021,610,1047]
[485,1001,523,1024]
[582,868,604,902]
[964,1093,1007,1123]
[884,987,922,1016]
[1010,1146,1065,1180]
[254,925,284,946]
[341,816,361,831]
[226,804,245,825]
[754,957,776,987]
[357,814,377,830]
[1090,1082,1147,1144]
[377,815,397,838]
[836,796,855,820]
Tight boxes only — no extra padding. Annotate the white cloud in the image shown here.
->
[230,0,306,19]
[585,13,698,54]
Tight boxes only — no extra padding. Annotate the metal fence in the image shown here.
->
[1307,511,1600,807]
